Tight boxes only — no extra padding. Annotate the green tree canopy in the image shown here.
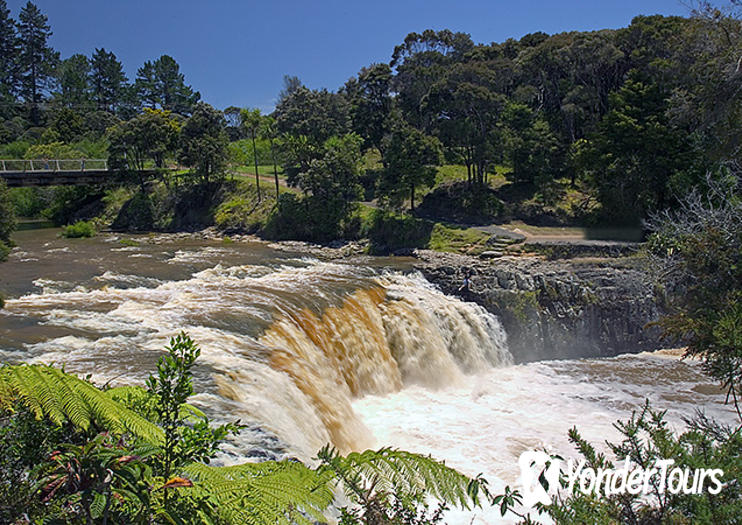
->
[15,1,59,124]
[178,102,228,185]
[89,47,127,113]
[56,53,91,109]
[275,86,350,144]
[380,121,442,210]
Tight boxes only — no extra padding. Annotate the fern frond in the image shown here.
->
[320,446,482,510]
[184,460,334,525]
[0,364,164,444]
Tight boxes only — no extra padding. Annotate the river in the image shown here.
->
[0,228,737,523]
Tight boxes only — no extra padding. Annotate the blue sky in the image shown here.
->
[7,1,689,112]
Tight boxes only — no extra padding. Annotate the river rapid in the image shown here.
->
[0,228,737,524]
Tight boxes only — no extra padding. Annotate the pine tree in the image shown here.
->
[0,0,18,101]
[57,53,91,109]
[89,47,127,113]
[15,1,59,124]
[154,55,199,115]
[135,59,159,108]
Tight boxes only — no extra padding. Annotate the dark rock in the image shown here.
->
[413,250,664,363]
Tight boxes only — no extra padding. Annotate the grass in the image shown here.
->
[214,178,281,233]
[230,164,285,178]
[427,223,491,254]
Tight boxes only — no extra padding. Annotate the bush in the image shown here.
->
[0,240,9,263]
[264,192,357,243]
[8,187,51,218]
[497,403,742,524]
[416,181,505,225]
[61,220,96,238]
[0,178,15,245]
[214,181,277,234]
[645,174,742,411]
[43,185,105,226]
[365,209,433,254]
[111,192,155,231]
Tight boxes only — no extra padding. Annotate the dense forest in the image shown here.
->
[0,0,739,247]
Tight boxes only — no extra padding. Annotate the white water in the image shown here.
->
[1,241,737,524]
[355,350,737,524]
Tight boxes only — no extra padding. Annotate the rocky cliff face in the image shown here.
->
[413,251,665,363]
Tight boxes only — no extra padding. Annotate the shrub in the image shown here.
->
[61,220,96,238]
[111,192,155,231]
[416,181,505,225]
[365,209,433,254]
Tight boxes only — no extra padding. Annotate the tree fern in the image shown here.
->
[0,364,164,444]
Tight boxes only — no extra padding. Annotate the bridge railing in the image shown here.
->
[0,159,108,172]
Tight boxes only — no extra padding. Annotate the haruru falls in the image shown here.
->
[0,229,737,523]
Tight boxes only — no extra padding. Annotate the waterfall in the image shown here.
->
[2,260,512,459]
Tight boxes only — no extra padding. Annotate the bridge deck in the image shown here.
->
[0,160,164,187]
[1,170,111,187]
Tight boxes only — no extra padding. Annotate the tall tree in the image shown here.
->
[15,1,59,124]
[277,74,302,104]
[275,86,350,144]
[0,0,18,102]
[261,115,281,197]
[222,105,244,140]
[57,53,91,108]
[575,74,699,223]
[89,48,127,113]
[134,60,159,109]
[153,55,199,115]
[241,108,263,201]
[178,102,229,186]
[135,55,199,115]
[380,121,442,211]
[344,63,393,155]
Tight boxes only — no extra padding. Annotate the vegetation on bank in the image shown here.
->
[61,219,96,238]
[0,2,739,247]
[0,333,489,524]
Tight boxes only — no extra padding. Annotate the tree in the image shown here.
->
[222,105,244,140]
[261,115,281,197]
[576,73,699,223]
[277,133,364,240]
[56,53,91,109]
[277,74,302,104]
[178,102,229,186]
[275,86,350,144]
[646,174,742,417]
[390,29,474,129]
[380,122,442,211]
[135,60,159,109]
[89,48,127,113]
[134,55,200,115]
[108,108,181,191]
[0,178,15,261]
[0,0,18,101]
[344,63,393,154]
[502,102,562,188]
[240,107,263,201]
[15,1,59,124]
[50,106,84,142]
